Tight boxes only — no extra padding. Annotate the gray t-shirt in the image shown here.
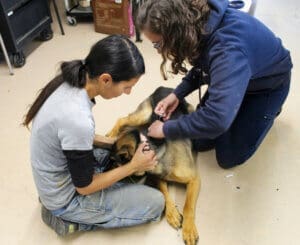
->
[30,82,95,210]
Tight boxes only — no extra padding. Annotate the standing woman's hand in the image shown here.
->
[147,120,165,139]
[155,93,179,121]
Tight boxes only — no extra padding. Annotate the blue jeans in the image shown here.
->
[53,148,165,230]
[193,71,291,168]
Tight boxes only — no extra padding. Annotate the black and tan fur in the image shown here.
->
[107,87,200,245]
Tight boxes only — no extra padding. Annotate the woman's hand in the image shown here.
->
[147,120,165,138]
[155,93,179,121]
[129,142,157,173]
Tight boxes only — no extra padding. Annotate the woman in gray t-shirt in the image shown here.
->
[23,35,164,235]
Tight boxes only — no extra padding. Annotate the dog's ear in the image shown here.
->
[110,144,133,164]
[117,145,132,162]
[112,132,139,164]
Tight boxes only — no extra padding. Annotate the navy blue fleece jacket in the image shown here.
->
[163,0,292,140]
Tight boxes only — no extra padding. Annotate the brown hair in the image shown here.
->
[137,0,210,79]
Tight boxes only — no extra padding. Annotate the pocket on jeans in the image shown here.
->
[79,191,106,214]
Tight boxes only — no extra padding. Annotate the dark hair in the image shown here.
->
[22,35,145,128]
[137,0,210,79]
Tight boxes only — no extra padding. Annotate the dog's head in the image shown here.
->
[110,128,147,176]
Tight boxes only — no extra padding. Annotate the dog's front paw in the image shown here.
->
[182,220,199,245]
[165,204,183,229]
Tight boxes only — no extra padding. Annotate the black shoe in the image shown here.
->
[41,205,78,236]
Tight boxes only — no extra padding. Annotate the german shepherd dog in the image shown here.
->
[106,87,200,245]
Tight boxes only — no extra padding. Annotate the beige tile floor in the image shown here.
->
[0,1,299,244]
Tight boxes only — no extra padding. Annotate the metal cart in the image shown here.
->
[64,0,93,26]
[0,0,53,67]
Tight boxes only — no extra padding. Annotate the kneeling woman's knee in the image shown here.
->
[216,148,255,169]
[217,161,237,169]
[216,156,247,169]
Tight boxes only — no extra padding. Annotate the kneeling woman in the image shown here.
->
[23,35,164,235]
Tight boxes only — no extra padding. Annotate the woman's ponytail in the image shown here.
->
[61,60,87,88]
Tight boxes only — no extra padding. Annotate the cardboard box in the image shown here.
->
[91,0,130,36]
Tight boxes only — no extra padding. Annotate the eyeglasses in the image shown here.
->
[152,40,163,49]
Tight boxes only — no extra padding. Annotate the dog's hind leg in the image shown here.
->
[182,175,201,245]
[106,99,153,137]
[158,180,183,229]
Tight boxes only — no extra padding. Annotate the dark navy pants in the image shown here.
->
[193,72,291,169]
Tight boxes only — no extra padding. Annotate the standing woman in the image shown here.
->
[23,35,164,235]
[138,0,293,168]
